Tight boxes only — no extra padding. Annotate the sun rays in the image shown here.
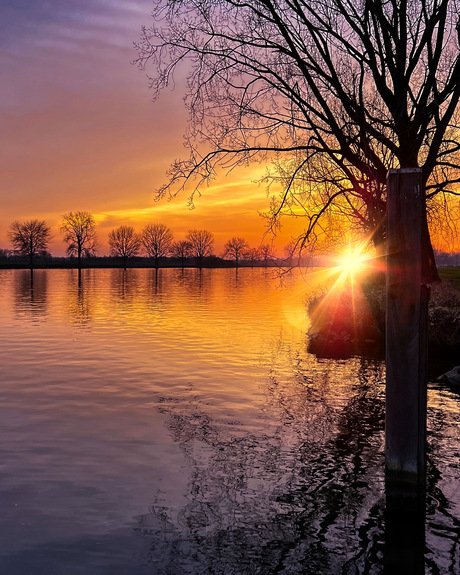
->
[303,241,385,357]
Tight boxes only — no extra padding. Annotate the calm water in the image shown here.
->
[0,268,458,574]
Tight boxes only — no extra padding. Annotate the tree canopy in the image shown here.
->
[61,211,97,268]
[141,223,174,267]
[109,225,141,268]
[186,229,214,266]
[8,219,51,268]
[223,236,249,266]
[136,0,460,274]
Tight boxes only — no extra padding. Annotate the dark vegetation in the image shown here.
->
[0,253,277,270]
[307,267,460,373]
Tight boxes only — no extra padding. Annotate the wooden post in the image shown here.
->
[385,168,428,487]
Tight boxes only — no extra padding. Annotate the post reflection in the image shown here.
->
[384,482,425,574]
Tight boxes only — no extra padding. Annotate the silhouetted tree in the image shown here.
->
[108,225,141,269]
[223,236,249,268]
[242,247,261,268]
[186,229,214,268]
[283,242,296,267]
[61,211,97,269]
[8,219,52,269]
[136,0,460,277]
[171,239,192,268]
[258,244,274,268]
[141,223,174,268]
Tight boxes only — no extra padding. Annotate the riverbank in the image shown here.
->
[307,267,460,370]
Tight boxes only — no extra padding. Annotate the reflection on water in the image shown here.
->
[14,269,48,320]
[0,268,458,574]
[140,358,387,575]
[67,269,93,326]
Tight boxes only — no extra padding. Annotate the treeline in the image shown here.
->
[434,249,460,267]
[1,212,278,269]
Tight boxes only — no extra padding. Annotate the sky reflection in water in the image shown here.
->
[0,268,458,574]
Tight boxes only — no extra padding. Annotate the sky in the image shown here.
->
[0,0,303,257]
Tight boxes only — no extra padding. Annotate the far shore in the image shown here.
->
[0,256,289,270]
[1,257,458,273]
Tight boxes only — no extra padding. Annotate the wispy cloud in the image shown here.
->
[0,0,298,256]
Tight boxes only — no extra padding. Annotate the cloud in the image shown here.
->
[0,0,302,257]
[0,0,150,54]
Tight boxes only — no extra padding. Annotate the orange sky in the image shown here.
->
[1,1,457,258]
[0,0,306,257]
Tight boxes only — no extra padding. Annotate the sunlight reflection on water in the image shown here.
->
[0,267,458,574]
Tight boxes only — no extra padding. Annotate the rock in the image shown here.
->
[436,366,460,386]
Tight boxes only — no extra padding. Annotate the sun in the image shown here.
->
[336,245,371,278]
[338,252,366,275]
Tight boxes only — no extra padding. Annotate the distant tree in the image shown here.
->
[8,219,52,269]
[171,239,192,268]
[185,229,214,268]
[108,225,141,269]
[60,211,97,269]
[434,248,460,267]
[259,244,274,268]
[283,242,296,267]
[0,248,14,259]
[223,236,249,268]
[242,247,261,268]
[141,223,174,268]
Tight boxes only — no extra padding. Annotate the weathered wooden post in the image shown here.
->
[385,168,428,572]
[385,167,428,486]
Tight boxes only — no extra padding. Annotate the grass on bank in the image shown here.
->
[438,267,460,291]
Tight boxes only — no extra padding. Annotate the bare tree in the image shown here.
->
[223,236,249,268]
[258,244,274,268]
[171,239,192,268]
[61,211,97,269]
[242,247,261,268]
[185,229,214,267]
[141,223,174,268]
[136,0,460,279]
[8,219,52,269]
[108,225,141,269]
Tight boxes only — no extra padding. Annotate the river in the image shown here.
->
[0,267,458,574]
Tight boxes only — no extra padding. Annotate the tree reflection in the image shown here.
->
[135,360,385,574]
[67,269,92,326]
[111,268,139,304]
[148,268,162,297]
[136,353,458,574]
[176,268,212,300]
[14,269,48,320]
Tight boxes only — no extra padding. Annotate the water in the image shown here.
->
[0,267,458,574]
